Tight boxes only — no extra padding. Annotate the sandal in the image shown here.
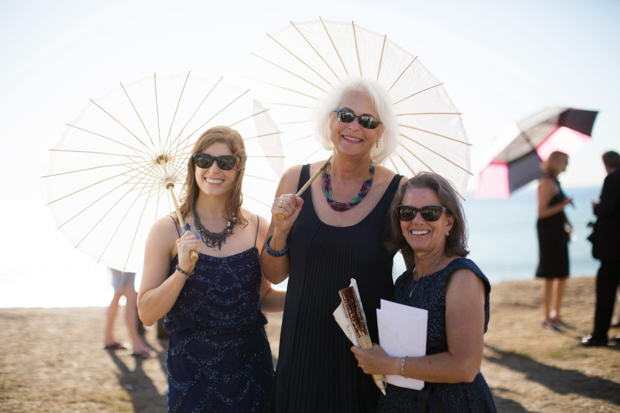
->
[551,318,572,328]
[102,342,128,350]
[129,349,157,359]
[541,319,561,331]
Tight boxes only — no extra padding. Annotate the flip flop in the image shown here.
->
[541,320,561,332]
[129,350,157,359]
[551,318,573,329]
[102,342,128,350]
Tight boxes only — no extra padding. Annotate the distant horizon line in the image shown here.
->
[0,183,604,203]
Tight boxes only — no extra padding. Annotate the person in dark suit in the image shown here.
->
[581,151,620,346]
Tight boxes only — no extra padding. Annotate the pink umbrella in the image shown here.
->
[476,107,597,199]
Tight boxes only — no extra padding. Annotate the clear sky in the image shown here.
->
[2,0,619,200]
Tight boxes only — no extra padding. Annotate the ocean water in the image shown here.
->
[462,186,600,282]
[0,186,601,308]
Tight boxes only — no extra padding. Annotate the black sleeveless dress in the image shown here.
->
[536,177,569,279]
[269,165,402,413]
[378,258,496,412]
[165,218,274,412]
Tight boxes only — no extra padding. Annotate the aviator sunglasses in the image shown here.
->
[396,205,446,222]
[333,108,383,129]
[193,153,238,170]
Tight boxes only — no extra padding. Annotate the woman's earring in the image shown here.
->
[376,141,379,148]
[445,231,449,237]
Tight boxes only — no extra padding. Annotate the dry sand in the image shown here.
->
[1,276,619,412]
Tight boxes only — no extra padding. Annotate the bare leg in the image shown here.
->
[614,286,620,325]
[551,278,567,322]
[123,286,155,357]
[104,292,123,347]
[542,279,553,323]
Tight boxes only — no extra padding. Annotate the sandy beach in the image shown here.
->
[1,275,619,412]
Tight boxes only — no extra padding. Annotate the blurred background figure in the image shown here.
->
[614,287,620,328]
[581,151,620,346]
[536,151,573,331]
[103,268,156,358]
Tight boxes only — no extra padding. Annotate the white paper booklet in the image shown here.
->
[377,299,427,390]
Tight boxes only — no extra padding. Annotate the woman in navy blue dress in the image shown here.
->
[352,173,496,412]
[138,126,285,412]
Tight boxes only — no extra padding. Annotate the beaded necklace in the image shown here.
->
[192,204,236,250]
[321,161,374,212]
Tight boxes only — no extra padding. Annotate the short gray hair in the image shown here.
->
[314,78,398,164]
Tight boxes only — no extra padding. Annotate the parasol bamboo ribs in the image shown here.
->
[338,286,386,395]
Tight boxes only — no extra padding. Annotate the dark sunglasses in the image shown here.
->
[396,205,446,222]
[333,109,383,130]
[193,153,238,170]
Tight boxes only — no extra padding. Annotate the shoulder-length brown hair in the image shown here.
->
[386,172,469,264]
[178,126,248,226]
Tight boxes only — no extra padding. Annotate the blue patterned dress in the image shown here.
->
[377,258,496,413]
[164,247,274,412]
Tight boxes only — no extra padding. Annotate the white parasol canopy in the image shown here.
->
[44,73,284,272]
[250,19,472,197]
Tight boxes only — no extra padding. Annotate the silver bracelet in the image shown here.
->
[176,264,193,277]
[400,357,408,379]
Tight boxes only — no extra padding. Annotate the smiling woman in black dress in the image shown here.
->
[261,78,406,413]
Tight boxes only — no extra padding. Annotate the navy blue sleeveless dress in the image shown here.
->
[164,219,274,412]
[377,258,496,413]
[536,177,570,279]
[270,165,403,413]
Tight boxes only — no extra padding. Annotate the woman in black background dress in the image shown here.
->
[536,151,573,331]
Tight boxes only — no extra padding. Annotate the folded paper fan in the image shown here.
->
[338,283,386,395]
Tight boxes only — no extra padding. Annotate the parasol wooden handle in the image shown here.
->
[357,334,388,395]
[168,187,199,263]
[160,160,198,262]
[276,156,332,221]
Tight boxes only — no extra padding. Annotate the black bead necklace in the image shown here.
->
[192,204,236,250]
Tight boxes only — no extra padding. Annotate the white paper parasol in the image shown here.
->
[44,72,284,272]
[250,19,472,197]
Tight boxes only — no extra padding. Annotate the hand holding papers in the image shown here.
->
[334,279,386,395]
[377,299,428,390]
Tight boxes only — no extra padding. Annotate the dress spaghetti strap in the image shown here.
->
[169,215,181,238]
[254,214,259,248]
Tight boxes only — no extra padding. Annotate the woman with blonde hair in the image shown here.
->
[537,151,573,330]
[138,126,285,412]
